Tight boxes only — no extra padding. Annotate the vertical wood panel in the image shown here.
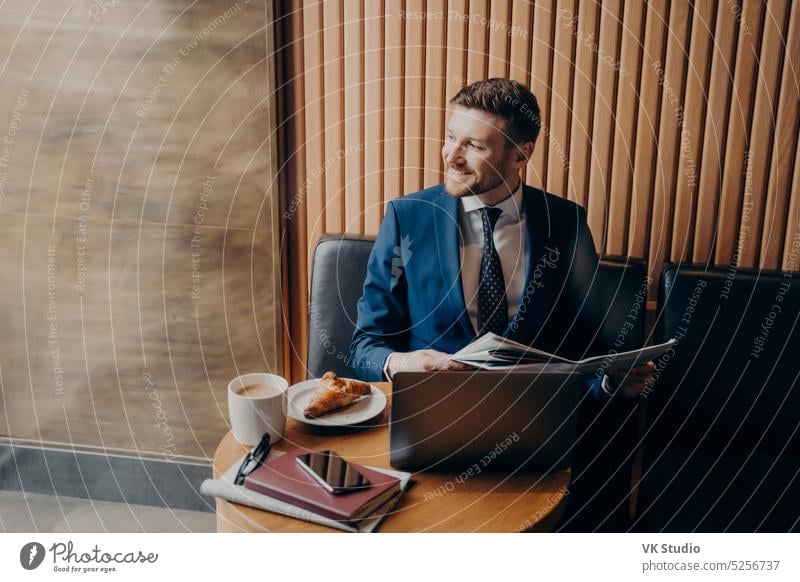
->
[467,0,490,84]
[715,0,765,265]
[384,1,404,203]
[566,0,599,209]
[363,2,384,234]
[508,0,534,84]
[628,0,668,258]
[586,0,623,249]
[488,0,511,78]
[783,126,800,267]
[302,1,325,256]
[323,0,344,231]
[760,2,800,268]
[607,0,646,255]
[529,0,555,188]
[403,0,426,194]
[344,0,364,233]
[648,0,691,281]
[423,3,447,188]
[509,0,534,186]
[279,0,308,381]
[737,0,790,266]
[691,0,738,262]
[670,1,716,262]
[546,0,577,198]
[445,0,469,107]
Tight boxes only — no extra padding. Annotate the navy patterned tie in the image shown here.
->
[477,206,508,336]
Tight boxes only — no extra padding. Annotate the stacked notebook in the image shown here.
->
[243,448,405,525]
[200,448,412,533]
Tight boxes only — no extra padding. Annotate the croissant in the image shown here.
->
[303,371,371,418]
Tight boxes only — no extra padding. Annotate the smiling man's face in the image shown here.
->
[441,105,530,199]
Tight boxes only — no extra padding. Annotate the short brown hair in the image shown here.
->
[450,78,541,146]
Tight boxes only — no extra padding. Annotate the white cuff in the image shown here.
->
[383,352,395,381]
[601,374,617,396]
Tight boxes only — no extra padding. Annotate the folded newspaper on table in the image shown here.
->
[200,450,412,533]
[450,332,676,373]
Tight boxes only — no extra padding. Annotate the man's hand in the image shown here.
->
[386,349,475,378]
[607,360,657,398]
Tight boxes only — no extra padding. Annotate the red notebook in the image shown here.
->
[244,449,402,524]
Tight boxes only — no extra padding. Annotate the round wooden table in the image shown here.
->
[213,382,571,532]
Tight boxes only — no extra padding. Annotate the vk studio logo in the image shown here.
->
[20,542,46,570]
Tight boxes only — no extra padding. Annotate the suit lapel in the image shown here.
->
[522,184,548,287]
[505,185,553,343]
[433,190,476,340]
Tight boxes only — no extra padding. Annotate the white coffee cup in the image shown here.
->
[228,373,288,446]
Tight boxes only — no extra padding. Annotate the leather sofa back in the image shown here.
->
[634,263,800,531]
[650,263,800,454]
[306,235,375,379]
[593,256,648,351]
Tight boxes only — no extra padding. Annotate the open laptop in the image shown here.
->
[389,371,585,472]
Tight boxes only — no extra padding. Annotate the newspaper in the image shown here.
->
[451,332,676,373]
[200,449,412,533]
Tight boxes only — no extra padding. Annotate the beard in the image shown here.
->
[443,169,507,198]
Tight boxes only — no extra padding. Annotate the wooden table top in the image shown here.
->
[213,382,571,532]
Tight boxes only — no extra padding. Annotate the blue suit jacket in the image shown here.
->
[349,183,611,396]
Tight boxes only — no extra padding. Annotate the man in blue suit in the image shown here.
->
[349,78,654,398]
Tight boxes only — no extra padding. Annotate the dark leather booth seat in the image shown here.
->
[306,234,376,380]
[634,263,800,532]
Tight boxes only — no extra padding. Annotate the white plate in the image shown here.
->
[287,378,387,426]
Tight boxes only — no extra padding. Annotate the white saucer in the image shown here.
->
[287,378,387,426]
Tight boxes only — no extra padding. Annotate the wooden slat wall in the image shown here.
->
[277,0,800,382]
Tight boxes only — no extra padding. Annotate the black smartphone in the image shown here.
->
[295,450,371,494]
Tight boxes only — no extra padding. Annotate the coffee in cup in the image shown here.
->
[228,373,288,446]
[238,383,283,399]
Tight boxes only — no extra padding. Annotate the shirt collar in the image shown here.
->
[459,180,524,222]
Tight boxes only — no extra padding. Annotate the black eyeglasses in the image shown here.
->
[234,433,272,486]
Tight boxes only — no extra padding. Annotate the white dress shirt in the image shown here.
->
[459,182,527,334]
